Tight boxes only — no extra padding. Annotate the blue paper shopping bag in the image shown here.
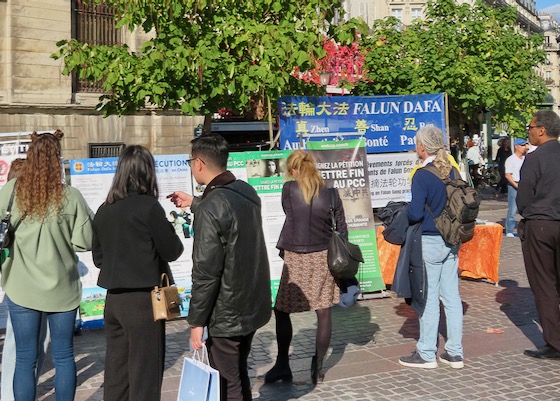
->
[206,362,220,401]
[177,345,220,401]
[177,357,210,401]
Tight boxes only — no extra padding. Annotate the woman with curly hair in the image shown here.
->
[0,131,94,401]
[266,150,347,385]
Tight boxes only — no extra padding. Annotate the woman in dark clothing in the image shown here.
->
[265,150,347,385]
[495,137,512,193]
[92,145,183,401]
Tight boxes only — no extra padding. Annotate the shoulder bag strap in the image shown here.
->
[6,187,16,216]
[329,188,337,232]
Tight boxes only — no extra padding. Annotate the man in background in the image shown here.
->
[504,138,528,237]
[495,137,512,194]
[518,110,560,360]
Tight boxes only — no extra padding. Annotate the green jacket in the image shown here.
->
[0,179,94,312]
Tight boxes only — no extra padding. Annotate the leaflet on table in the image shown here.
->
[307,139,385,293]
[245,150,291,301]
[70,155,194,328]
[367,152,420,208]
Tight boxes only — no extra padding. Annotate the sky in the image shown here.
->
[536,0,560,10]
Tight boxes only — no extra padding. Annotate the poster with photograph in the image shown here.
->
[244,150,290,300]
[70,155,194,328]
[307,139,385,293]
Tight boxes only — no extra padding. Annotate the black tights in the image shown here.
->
[273,307,332,364]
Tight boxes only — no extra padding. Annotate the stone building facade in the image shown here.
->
[341,0,558,113]
[342,0,540,31]
[0,0,201,160]
[539,14,560,113]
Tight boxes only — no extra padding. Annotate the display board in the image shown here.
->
[307,139,385,292]
[70,155,194,329]
[367,152,421,208]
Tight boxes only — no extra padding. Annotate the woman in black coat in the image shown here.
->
[92,145,183,401]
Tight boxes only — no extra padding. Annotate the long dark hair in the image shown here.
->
[106,145,159,204]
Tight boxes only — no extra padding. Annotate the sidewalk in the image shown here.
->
[7,196,560,400]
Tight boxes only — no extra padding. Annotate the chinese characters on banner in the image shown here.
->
[278,94,447,154]
[367,153,421,208]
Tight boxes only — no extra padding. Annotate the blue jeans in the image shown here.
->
[417,236,463,361]
[506,185,518,234]
[7,298,77,401]
[1,313,49,401]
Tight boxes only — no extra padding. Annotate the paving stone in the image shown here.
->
[2,198,560,400]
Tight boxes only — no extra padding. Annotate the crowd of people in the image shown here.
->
[1,110,559,400]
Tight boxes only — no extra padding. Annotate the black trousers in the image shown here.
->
[207,332,255,401]
[519,219,560,351]
[103,291,165,401]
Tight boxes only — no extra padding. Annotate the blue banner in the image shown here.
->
[278,94,447,153]
[70,158,118,175]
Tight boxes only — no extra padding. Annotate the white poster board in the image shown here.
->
[367,152,420,208]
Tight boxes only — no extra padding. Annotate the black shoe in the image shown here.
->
[264,363,293,383]
[311,355,325,384]
[399,351,438,369]
[524,346,560,360]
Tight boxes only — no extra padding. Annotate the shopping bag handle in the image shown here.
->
[192,344,210,366]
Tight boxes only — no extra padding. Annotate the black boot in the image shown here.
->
[264,360,293,383]
[311,355,325,385]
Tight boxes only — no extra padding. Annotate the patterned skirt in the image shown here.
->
[274,249,339,313]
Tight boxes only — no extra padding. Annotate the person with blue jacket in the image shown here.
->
[398,126,464,370]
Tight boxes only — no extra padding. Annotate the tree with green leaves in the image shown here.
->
[53,0,364,133]
[354,0,547,137]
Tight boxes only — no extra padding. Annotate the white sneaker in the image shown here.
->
[506,233,515,238]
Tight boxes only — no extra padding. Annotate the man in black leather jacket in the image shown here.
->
[169,135,271,401]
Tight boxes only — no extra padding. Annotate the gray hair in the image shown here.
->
[534,110,560,139]
[416,125,452,177]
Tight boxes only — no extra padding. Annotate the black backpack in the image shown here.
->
[424,165,480,246]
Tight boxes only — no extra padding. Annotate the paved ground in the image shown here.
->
[3,190,560,400]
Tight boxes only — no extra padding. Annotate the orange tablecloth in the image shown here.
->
[376,223,502,284]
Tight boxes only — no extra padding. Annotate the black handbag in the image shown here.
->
[327,189,363,279]
[0,189,16,251]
